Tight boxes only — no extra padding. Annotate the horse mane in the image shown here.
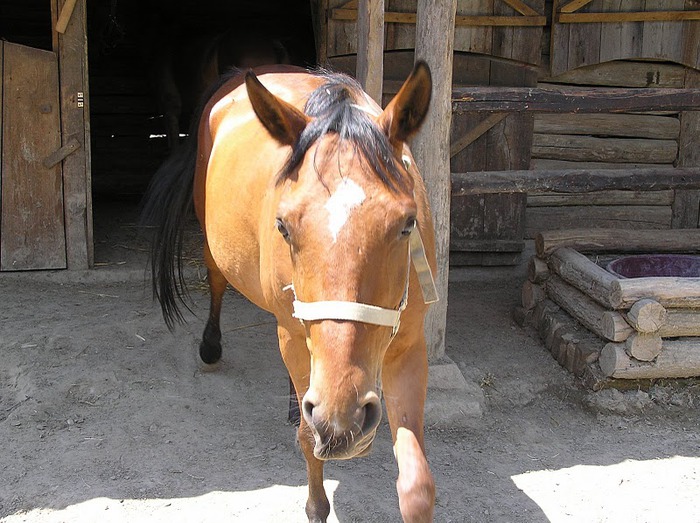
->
[278,70,405,190]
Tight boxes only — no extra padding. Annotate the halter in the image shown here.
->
[285,227,438,338]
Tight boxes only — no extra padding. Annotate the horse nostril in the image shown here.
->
[360,396,382,435]
[301,397,316,425]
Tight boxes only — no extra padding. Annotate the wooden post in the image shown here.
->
[413,0,457,361]
[54,0,93,269]
[357,0,384,104]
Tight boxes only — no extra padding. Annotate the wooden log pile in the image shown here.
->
[514,228,700,389]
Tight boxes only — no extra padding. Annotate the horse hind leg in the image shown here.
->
[200,255,228,364]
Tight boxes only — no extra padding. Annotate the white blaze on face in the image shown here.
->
[324,179,366,242]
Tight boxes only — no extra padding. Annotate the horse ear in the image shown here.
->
[377,60,432,146]
[245,71,309,146]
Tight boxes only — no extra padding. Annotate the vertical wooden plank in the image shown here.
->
[414,0,457,360]
[328,0,359,57]
[599,0,644,62]
[480,192,526,264]
[454,0,493,55]
[357,0,384,103]
[568,0,601,70]
[386,0,417,50]
[492,0,544,65]
[312,0,330,65]
[682,0,700,71]
[550,0,571,76]
[642,0,685,61]
[55,0,93,269]
[450,194,485,247]
[673,67,700,228]
[1,42,66,270]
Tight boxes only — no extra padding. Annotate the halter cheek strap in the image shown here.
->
[285,228,438,337]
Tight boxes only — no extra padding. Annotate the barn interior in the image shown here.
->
[85,0,316,198]
[1,0,316,267]
[2,2,314,212]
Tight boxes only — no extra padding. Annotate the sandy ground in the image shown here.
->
[1,201,699,522]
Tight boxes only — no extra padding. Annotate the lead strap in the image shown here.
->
[409,227,439,304]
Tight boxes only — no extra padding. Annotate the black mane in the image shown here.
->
[278,70,404,189]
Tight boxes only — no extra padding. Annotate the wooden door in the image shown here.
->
[1,41,66,270]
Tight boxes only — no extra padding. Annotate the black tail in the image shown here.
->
[142,67,250,328]
[141,136,198,329]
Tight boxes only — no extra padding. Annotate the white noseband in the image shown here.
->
[286,228,438,337]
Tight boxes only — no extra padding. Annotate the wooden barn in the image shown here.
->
[1,0,699,272]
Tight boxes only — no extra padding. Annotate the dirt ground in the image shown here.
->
[2,201,699,522]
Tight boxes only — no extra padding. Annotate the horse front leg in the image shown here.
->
[299,421,331,522]
[199,246,228,364]
[383,337,435,522]
[277,326,330,522]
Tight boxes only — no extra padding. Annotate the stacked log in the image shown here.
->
[526,60,687,238]
[515,228,700,388]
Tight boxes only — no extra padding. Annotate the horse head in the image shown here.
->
[245,63,432,460]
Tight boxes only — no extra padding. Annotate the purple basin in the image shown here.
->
[607,254,700,279]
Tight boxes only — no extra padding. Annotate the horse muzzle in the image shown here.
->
[301,390,382,460]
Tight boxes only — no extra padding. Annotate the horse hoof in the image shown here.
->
[199,340,222,364]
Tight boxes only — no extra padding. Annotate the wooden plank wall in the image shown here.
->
[527,60,696,238]
[326,0,546,62]
[550,0,700,76]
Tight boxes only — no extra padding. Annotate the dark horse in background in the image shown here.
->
[148,22,290,150]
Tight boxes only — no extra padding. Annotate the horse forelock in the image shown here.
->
[277,71,405,190]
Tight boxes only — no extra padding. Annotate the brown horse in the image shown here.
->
[144,62,437,522]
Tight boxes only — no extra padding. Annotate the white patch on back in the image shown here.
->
[324,179,366,242]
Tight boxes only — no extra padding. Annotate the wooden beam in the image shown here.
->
[356,0,384,104]
[451,167,700,195]
[559,0,593,13]
[600,339,700,379]
[546,274,632,342]
[548,247,618,310]
[449,113,506,157]
[611,278,700,310]
[55,0,77,33]
[452,87,700,113]
[502,0,540,17]
[559,11,700,23]
[456,14,545,26]
[534,114,680,140]
[331,9,545,26]
[536,228,700,257]
[414,0,457,361]
[42,136,81,168]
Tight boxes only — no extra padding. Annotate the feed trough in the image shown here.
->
[515,229,700,389]
[608,254,700,279]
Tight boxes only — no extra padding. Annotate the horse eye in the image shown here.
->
[401,217,417,237]
[275,218,290,241]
